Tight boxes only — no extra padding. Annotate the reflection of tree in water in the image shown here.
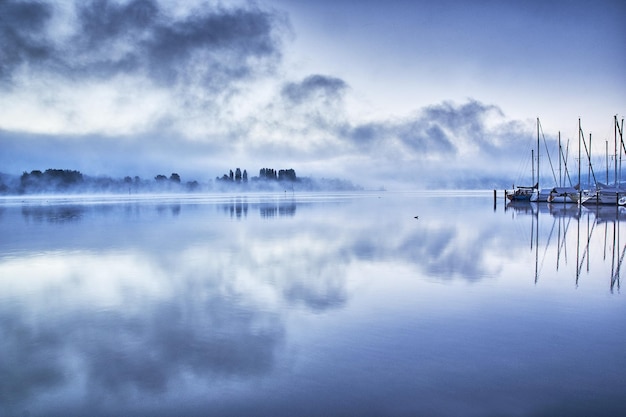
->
[21,205,85,223]
[220,197,249,218]
[259,201,296,218]
[217,199,296,218]
[155,204,181,216]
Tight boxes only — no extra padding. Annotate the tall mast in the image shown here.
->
[615,115,626,183]
[530,149,535,187]
[558,132,562,187]
[579,121,598,187]
[606,140,609,184]
[578,118,582,189]
[589,132,592,186]
[615,114,618,185]
[537,117,540,189]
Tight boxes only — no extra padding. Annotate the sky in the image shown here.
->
[0,0,624,189]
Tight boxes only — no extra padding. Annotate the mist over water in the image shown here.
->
[1,191,624,417]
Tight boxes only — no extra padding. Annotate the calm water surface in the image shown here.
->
[1,191,624,417]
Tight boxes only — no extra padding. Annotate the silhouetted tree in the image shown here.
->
[19,169,84,192]
[229,170,234,181]
[155,174,167,182]
[243,169,248,182]
[260,168,278,180]
[44,169,83,185]
[235,168,242,182]
[170,173,181,183]
[279,169,297,181]
[186,180,199,191]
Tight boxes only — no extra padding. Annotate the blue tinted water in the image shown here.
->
[1,191,624,416]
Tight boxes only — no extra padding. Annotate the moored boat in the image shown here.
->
[583,186,626,205]
[547,186,582,204]
[507,183,538,201]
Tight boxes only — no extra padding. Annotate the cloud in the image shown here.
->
[310,99,537,188]
[0,0,288,140]
[72,0,282,88]
[345,100,506,154]
[0,95,534,188]
[281,74,348,105]
[1,0,283,86]
[0,0,54,82]
[0,1,540,188]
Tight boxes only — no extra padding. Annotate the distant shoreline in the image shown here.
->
[0,169,363,196]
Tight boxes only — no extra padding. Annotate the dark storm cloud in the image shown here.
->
[281,74,348,105]
[0,0,284,88]
[0,0,54,81]
[421,100,505,149]
[344,99,527,158]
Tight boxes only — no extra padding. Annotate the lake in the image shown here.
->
[1,191,624,417]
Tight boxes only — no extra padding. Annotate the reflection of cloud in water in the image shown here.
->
[0,251,284,412]
[1,193,624,415]
[279,259,348,310]
[0,311,66,406]
[397,223,504,281]
[80,297,281,395]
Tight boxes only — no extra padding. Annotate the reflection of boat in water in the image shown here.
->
[510,198,623,291]
[547,202,581,219]
[583,204,626,223]
[505,200,537,214]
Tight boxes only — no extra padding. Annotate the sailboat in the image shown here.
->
[547,132,582,204]
[532,118,582,203]
[507,148,538,202]
[548,186,582,203]
[507,183,538,201]
[508,119,541,202]
[582,116,625,205]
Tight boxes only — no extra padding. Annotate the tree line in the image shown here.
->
[217,167,297,183]
[0,166,361,195]
[7,169,199,194]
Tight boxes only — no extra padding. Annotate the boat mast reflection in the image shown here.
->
[505,201,623,291]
